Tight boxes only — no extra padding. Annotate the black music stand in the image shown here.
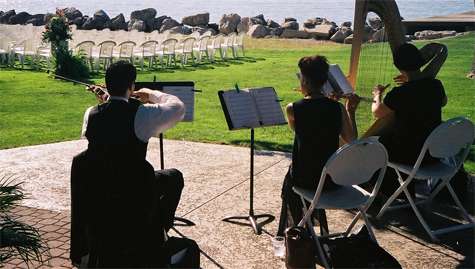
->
[222,128,275,235]
[135,80,197,227]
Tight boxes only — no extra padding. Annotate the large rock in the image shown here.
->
[341,21,352,28]
[62,7,82,21]
[344,34,354,44]
[193,26,217,35]
[159,18,180,32]
[25,14,46,26]
[44,13,55,24]
[0,10,15,24]
[82,10,110,30]
[237,17,250,33]
[269,27,283,36]
[281,21,299,30]
[152,15,168,31]
[330,29,347,43]
[108,13,127,30]
[128,19,146,32]
[182,13,209,26]
[281,29,310,39]
[71,16,86,28]
[8,11,31,24]
[305,24,337,39]
[284,17,297,23]
[372,27,388,42]
[250,14,265,25]
[247,24,269,38]
[208,23,219,32]
[167,25,192,35]
[267,19,280,29]
[130,8,157,31]
[368,17,383,30]
[219,13,241,34]
[414,30,456,40]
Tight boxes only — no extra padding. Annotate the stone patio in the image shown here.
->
[0,139,473,268]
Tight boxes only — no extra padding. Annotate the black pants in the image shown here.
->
[154,169,184,231]
[277,169,328,236]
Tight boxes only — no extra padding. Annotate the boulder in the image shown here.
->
[25,14,46,26]
[269,27,284,36]
[44,13,55,24]
[0,10,15,24]
[208,23,219,32]
[440,30,457,38]
[281,21,299,30]
[284,17,297,23]
[368,17,383,30]
[330,29,347,43]
[108,13,127,30]
[71,16,86,28]
[167,25,192,35]
[182,13,209,26]
[193,26,217,35]
[250,14,265,25]
[247,24,269,38]
[219,13,241,34]
[267,19,280,29]
[371,27,387,42]
[305,24,337,39]
[128,19,146,32]
[303,19,316,29]
[281,29,310,39]
[414,30,456,40]
[152,15,169,31]
[62,7,82,21]
[8,11,31,24]
[82,9,110,30]
[237,17,250,33]
[130,8,157,31]
[159,18,180,32]
[344,34,353,44]
[341,21,352,28]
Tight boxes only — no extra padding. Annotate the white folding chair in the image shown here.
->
[93,40,117,70]
[35,43,52,69]
[176,37,196,66]
[157,38,178,67]
[233,33,245,57]
[133,40,158,70]
[221,33,236,59]
[377,117,475,241]
[207,34,224,62]
[0,38,14,65]
[113,41,136,63]
[12,39,36,69]
[193,35,211,63]
[75,41,96,70]
[293,138,388,269]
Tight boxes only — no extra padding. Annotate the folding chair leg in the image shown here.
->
[377,169,414,219]
[344,211,362,237]
[446,183,474,223]
[403,186,439,241]
[360,210,377,243]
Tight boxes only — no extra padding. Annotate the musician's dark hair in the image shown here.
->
[298,55,329,94]
[394,43,425,71]
[105,61,137,96]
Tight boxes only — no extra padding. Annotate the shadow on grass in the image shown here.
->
[229,139,292,153]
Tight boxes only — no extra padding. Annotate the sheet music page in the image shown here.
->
[328,64,354,95]
[221,90,261,129]
[249,87,287,127]
[162,86,195,122]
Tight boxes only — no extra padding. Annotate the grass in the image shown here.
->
[0,33,474,171]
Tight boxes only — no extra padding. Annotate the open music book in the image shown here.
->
[218,87,287,130]
[322,64,355,97]
[135,82,195,122]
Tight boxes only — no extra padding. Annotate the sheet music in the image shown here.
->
[249,87,287,127]
[220,90,261,129]
[162,86,195,122]
[328,64,354,95]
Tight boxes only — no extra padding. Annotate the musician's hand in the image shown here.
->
[328,89,344,101]
[372,84,390,97]
[393,73,408,86]
[87,85,109,104]
[132,89,151,103]
[345,94,361,114]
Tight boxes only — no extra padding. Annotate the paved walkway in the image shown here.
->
[1,139,473,268]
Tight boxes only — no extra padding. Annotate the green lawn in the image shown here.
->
[1,33,474,171]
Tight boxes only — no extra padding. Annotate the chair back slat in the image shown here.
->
[98,41,116,57]
[198,35,210,50]
[181,37,196,53]
[324,138,388,186]
[425,117,474,159]
[75,41,95,57]
[162,38,178,54]
[117,41,136,58]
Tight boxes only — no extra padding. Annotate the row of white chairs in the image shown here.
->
[0,38,52,69]
[74,32,245,70]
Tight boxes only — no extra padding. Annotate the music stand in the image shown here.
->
[135,80,198,227]
[218,87,286,235]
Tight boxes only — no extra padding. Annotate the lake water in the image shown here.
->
[0,0,473,24]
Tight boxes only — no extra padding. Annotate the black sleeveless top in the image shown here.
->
[291,98,342,189]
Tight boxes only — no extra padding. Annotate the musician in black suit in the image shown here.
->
[71,61,185,267]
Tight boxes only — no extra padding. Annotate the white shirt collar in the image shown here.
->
[109,96,129,102]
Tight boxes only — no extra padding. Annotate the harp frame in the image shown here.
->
[348,0,406,88]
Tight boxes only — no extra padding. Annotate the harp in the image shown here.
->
[348,0,406,138]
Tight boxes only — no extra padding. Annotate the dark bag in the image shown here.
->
[165,237,200,268]
[285,226,316,269]
[320,226,401,269]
